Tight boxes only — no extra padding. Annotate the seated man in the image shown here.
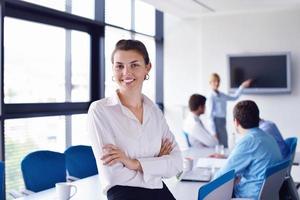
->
[259,119,289,158]
[183,94,218,148]
[214,100,282,199]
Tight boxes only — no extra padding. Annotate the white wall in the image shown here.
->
[164,14,202,149]
[164,8,300,150]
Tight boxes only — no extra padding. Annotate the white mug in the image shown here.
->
[56,182,77,200]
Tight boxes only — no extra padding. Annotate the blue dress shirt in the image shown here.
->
[259,120,289,158]
[206,86,244,133]
[214,128,282,199]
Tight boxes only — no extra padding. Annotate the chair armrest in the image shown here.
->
[67,175,80,182]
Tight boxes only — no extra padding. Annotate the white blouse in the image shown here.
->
[87,91,183,193]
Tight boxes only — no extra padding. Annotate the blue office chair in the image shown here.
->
[259,159,290,200]
[183,132,192,148]
[21,150,66,192]
[0,161,4,200]
[279,137,299,200]
[198,170,235,200]
[64,145,98,179]
[285,137,297,167]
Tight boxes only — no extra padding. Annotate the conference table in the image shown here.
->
[16,148,300,200]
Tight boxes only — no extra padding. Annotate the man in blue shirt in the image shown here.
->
[259,119,289,158]
[214,100,282,199]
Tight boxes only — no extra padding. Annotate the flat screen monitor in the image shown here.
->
[228,52,291,94]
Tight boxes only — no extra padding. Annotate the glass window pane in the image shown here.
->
[21,0,65,11]
[71,31,90,102]
[71,114,90,145]
[21,0,95,19]
[4,116,65,197]
[105,0,131,29]
[135,0,155,36]
[4,18,65,103]
[134,34,156,101]
[104,26,131,97]
[71,0,95,19]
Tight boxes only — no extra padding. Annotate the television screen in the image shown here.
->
[228,53,291,94]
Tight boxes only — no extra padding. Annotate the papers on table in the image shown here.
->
[196,157,227,169]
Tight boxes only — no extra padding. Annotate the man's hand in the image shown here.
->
[158,138,173,157]
[208,153,226,159]
[101,144,142,171]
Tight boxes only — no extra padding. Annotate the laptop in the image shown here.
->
[179,167,212,182]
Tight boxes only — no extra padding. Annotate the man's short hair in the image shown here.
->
[189,94,206,111]
[233,100,260,129]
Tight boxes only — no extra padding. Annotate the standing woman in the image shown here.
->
[206,73,251,148]
[88,39,182,200]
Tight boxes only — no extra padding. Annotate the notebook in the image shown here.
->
[180,167,212,182]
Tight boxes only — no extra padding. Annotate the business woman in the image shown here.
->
[87,39,182,200]
[206,73,251,148]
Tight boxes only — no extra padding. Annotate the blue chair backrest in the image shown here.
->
[183,132,192,148]
[0,161,4,200]
[198,170,235,200]
[285,137,297,161]
[21,150,66,192]
[64,145,98,179]
[285,137,297,174]
[259,159,290,200]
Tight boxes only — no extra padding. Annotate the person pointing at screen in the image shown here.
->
[206,73,251,148]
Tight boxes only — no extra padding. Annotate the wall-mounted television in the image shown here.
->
[228,52,291,94]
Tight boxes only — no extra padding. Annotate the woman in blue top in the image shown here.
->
[206,73,251,147]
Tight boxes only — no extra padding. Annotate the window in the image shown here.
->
[71,31,91,102]
[105,0,131,29]
[4,18,90,103]
[134,0,155,36]
[5,116,65,194]
[21,0,95,19]
[0,0,162,198]
[22,0,65,11]
[4,18,65,103]
[71,114,90,145]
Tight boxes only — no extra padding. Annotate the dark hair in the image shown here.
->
[189,94,206,111]
[233,100,260,129]
[111,39,150,65]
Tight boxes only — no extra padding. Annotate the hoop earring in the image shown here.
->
[144,74,150,80]
[112,76,115,82]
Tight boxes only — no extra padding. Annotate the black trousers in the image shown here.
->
[107,182,176,200]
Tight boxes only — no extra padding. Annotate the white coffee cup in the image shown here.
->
[183,157,194,171]
[56,182,77,200]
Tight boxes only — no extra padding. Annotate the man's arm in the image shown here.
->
[214,136,253,179]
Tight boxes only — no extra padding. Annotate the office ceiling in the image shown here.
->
[142,0,300,18]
